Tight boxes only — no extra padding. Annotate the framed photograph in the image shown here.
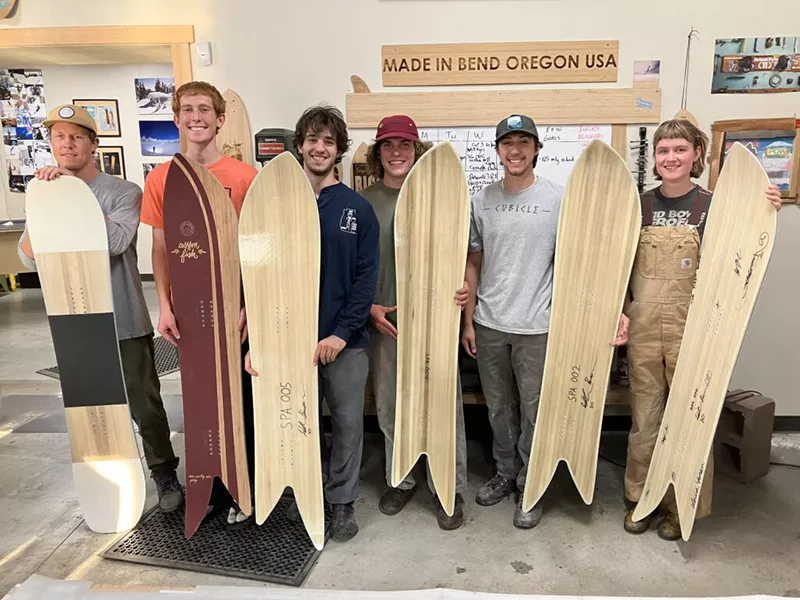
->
[709,118,800,203]
[139,120,180,156]
[712,37,800,94]
[73,98,121,137]
[95,145,126,179]
[134,77,175,115]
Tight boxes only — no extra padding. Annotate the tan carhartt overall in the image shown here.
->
[624,190,713,518]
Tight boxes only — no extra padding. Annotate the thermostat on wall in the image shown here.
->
[195,41,212,67]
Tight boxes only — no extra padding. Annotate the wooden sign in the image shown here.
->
[382,41,618,87]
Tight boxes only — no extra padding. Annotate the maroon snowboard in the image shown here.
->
[164,153,252,538]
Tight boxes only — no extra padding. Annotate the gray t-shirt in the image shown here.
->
[360,180,399,325]
[18,172,153,341]
[469,176,563,335]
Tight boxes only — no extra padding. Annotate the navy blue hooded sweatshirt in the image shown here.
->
[317,182,379,348]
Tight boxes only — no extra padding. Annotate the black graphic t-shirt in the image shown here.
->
[642,184,713,239]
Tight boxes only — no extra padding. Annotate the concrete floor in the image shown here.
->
[1,284,800,597]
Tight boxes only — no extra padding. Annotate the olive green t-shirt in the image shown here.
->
[360,180,399,325]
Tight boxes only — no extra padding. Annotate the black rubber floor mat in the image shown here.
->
[37,335,180,379]
[103,497,330,586]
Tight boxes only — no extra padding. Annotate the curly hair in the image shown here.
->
[293,104,352,165]
[171,81,226,117]
[652,119,709,180]
[366,139,433,179]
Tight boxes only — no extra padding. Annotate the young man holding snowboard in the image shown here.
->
[140,81,258,527]
[623,118,782,540]
[360,115,470,530]
[463,114,630,529]
[246,104,379,542]
[18,104,184,514]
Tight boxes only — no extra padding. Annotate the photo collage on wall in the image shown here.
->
[1,69,55,192]
[136,77,179,181]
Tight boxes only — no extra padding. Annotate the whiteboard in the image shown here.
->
[418,125,612,196]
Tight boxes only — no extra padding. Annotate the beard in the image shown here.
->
[305,159,335,178]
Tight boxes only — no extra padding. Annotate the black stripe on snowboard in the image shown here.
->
[48,313,127,409]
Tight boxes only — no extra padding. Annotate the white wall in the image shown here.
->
[2,0,799,414]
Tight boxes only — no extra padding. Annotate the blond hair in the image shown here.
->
[652,119,709,179]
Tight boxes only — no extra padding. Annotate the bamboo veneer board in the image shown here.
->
[164,154,252,538]
[392,142,470,516]
[25,176,145,533]
[351,142,376,192]
[219,89,254,166]
[631,143,777,540]
[521,140,640,511]
[239,152,324,550]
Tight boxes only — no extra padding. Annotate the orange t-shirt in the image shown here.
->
[140,154,258,228]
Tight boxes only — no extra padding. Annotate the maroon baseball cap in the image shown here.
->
[375,115,419,142]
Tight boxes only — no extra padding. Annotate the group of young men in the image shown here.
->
[18,80,782,545]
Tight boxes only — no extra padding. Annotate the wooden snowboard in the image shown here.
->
[164,154,252,538]
[522,140,640,510]
[218,89,254,166]
[351,142,376,192]
[239,152,324,550]
[632,143,777,540]
[25,175,145,533]
[392,142,470,516]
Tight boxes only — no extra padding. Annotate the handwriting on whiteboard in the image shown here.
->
[419,125,612,196]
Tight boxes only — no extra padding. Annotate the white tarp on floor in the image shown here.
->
[2,575,789,600]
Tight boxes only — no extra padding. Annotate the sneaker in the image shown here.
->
[330,502,359,542]
[513,496,542,529]
[436,493,464,530]
[379,486,416,516]
[657,511,682,541]
[152,470,184,513]
[475,473,515,506]
[226,506,253,529]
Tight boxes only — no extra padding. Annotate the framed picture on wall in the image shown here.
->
[94,145,126,180]
[72,98,121,137]
[709,118,800,203]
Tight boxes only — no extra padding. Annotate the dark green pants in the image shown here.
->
[119,334,179,476]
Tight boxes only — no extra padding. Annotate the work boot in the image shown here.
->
[379,486,416,516]
[152,470,184,513]
[624,508,651,534]
[513,496,542,529]
[330,502,358,541]
[657,511,682,541]
[436,493,464,530]
[475,474,515,506]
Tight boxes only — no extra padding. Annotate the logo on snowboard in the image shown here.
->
[171,241,207,264]
[179,221,195,237]
[339,208,358,235]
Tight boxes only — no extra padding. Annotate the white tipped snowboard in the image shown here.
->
[25,176,145,533]
[523,140,640,511]
[392,142,470,516]
[239,152,325,549]
[632,143,777,540]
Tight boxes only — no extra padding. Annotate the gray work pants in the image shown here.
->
[475,323,547,490]
[318,347,368,505]
[368,325,468,496]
